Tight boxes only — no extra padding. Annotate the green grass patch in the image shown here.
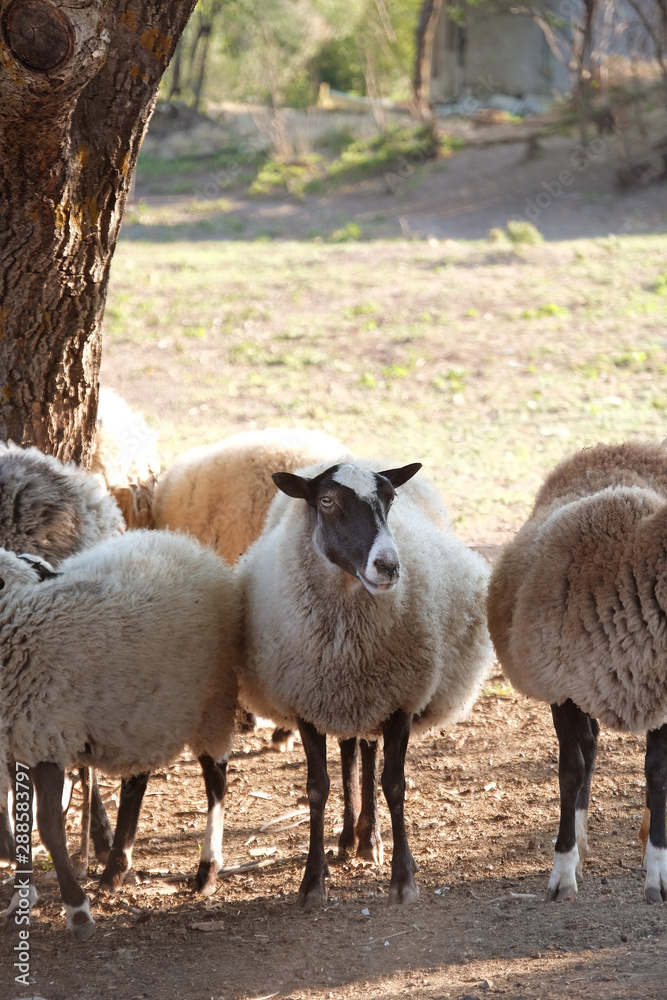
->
[104,234,667,540]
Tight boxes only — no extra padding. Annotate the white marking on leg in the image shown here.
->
[574,808,588,876]
[644,841,667,899]
[547,845,579,899]
[200,799,224,868]
[65,896,95,940]
[6,881,38,917]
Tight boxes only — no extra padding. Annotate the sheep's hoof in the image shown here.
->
[388,879,419,905]
[644,885,666,904]
[297,873,327,910]
[357,839,384,866]
[67,900,96,941]
[545,884,577,902]
[98,865,128,893]
[72,917,96,942]
[193,861,219,896]
[91,830,113,866]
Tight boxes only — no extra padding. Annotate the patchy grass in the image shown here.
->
[104,233,667,543]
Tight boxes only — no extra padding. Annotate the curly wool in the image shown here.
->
[153,427,346,564]
[0,530,240,777]
[488,440,667,733]
[0,442,123,564]
[238,458,493,739]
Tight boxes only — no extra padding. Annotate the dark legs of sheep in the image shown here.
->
[32,762,95,941]
[382,709,419,904]
[0,767,112,869]
[0,792,15,864]
[297,718,330,909]
[643,724,667,902]
[338,737,360,857]
[98,772,150,891]
[80,768,114,864]
[547,699,599,901]
[194,754,228,895]
[338,738,382,863]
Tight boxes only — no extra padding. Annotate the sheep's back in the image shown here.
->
[1,531,240,774]
[0,444,123,563]
[532,440,667,516]
[154,428,345,563]
[498,485,667,732]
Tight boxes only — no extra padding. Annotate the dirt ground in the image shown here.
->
[2,683,666,1000]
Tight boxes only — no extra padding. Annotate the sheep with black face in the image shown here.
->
[238,458,492,908]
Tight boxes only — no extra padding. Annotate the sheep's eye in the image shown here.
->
[320,496,334,508]
[0,579,4,591]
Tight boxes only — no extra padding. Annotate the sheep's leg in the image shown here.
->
[382,709,419,904]
[297,718,330,910]
[81,768,114,864]
[357,739,383,865]
[643,723,667,903]
[32,762,95,941]
[98,772,150,891]
[0,775,15,864]
[640,800,650,865]
[547,699,598,901]
[574,713,599,872]
[194,754,228,895]
[338,737,360,857]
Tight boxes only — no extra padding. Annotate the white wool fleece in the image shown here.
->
[238,458,493,740]
[0,531,240,776]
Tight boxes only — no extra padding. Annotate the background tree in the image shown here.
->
[414,0,444,118]
[0,0,197,465]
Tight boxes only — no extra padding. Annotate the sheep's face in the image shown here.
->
[272,461,421,595]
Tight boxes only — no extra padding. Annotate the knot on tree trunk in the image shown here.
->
[4,0,74,71]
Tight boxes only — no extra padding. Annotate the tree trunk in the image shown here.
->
[0,0,197,466]
[574,0,598,143]
[413,0,444,120]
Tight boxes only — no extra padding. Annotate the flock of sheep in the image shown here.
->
[1,390,666,942]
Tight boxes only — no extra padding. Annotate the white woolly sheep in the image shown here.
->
[238,457,493,908]
[487,440,667,904]
[152,426,345,564]
[0,443,125,867]
[153,426,347,749]
[1,530,240,940]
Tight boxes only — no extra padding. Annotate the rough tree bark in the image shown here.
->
[413,0,443,120]
[0,0,197,465]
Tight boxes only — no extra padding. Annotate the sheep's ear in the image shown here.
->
[272,471,314,502]
[18,553,60,581]
[378,463,422,489]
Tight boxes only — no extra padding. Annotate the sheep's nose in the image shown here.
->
[373,555,399,581]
